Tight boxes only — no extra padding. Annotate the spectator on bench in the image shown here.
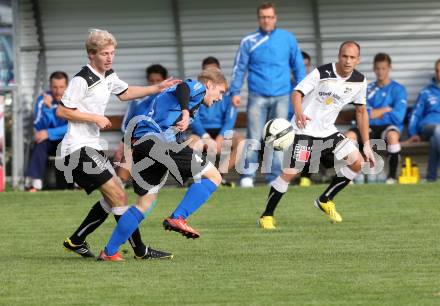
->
[114,64,168,184]
[25,71,69,191]
[346,53,407,184]
[408,59,440,182]
[190,56,244,187]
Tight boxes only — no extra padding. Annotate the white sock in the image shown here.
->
[340,166,358,180]
[32,179,42,190]
[387,143,401,153]
[112,206,129,216]
[270,176,289,193]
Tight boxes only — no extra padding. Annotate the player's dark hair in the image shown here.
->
[301,51,311,62]
[374,53,392,65]
[257,2,276,15]
[338,41,361,56]
[49,71,68,83]
[202,56,220,69]
[146,64,168,80]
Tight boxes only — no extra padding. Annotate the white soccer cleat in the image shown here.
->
[385,178,397,185]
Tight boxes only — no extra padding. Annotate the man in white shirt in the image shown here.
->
[259,41,375,229]
[57,29,178,259]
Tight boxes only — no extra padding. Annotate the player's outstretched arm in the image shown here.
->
[56,105,111,129]
[118,77,181,101]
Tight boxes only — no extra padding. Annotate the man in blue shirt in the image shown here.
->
[98,68,227,260]
[115,64,168,183]
[24,71,69,192]
[346,53,407,184]
[408,59,440,181]
[190,57,243,186]
[230,2,305,187]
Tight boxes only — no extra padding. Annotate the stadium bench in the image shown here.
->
[96,110,432,186]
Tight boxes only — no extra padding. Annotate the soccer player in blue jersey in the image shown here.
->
[190,57,243,186]
[97,68,227,261]
[346,53,407,183]
[115,64,168,183]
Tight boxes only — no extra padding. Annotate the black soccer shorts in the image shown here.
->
[62,147,114,194]
[131,137,211,196]
[288,132,355,173]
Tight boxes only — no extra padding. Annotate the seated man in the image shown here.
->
[346,53,407,184]
[25,71,69,191]
[408,59,440,181]
[114,64,168,183]
[189,57,244,186]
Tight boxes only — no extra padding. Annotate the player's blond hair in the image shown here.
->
[197,67,228,90]
[85,29,117,54]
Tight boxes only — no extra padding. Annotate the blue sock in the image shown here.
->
[171,178,218,219]
[105,206,145,256]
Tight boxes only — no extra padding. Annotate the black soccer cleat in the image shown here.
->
[134,246,173,260]
[63,238,95,258]
[220,179,236,188]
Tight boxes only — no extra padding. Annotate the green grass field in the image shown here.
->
[1,183,440,306]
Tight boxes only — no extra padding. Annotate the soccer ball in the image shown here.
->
[262,118,295,151]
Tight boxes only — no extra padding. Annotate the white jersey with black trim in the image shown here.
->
[293,62,367,138]
[59,64,128,157]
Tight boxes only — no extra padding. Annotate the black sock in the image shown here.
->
[70,201,109,245]
[388,151,400,179]
[114,215,147,257]
[319,175,351,203]
[261,187,285,217]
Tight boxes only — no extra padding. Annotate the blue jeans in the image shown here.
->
[421,124,440,181]
[241,93,290,183]
[25,139,60,179]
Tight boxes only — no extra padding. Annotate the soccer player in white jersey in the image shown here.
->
[259,41,376,229]
[57,29,179,259]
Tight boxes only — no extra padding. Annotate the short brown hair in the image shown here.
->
[338,41,361,56]
[198,67,228,90]
[49,71,68,83]
[146,64,168,80]
[435,59,440,68]
[202,56,220,69]
[374,53,392,65]
[257,2,276,15]
[85,29,117,54]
